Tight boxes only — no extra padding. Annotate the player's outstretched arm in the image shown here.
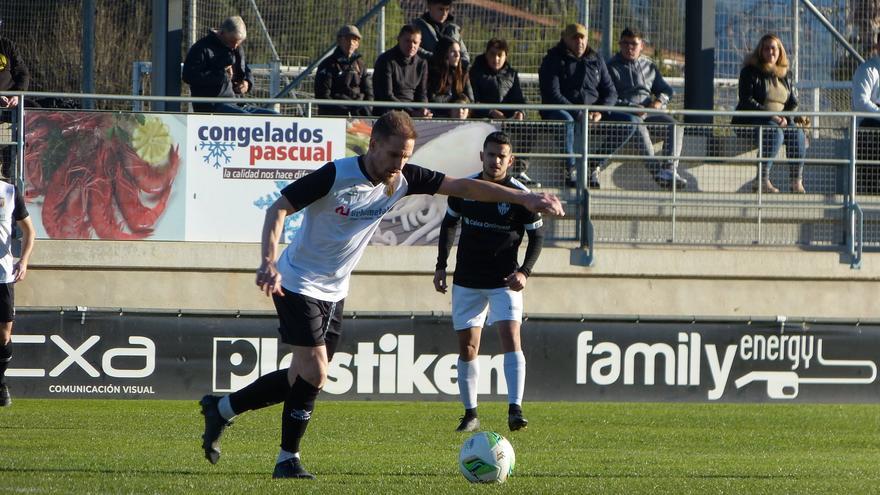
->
[436,176,565,216]
[257,196,297,297]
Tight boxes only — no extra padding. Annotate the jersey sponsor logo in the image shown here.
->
[497,202,510,215]
[462,216,513,231]
[335,205,350,216]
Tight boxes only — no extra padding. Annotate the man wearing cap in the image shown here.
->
[315,25,373,117]
[539,23,637,188]
[183,16,277,114]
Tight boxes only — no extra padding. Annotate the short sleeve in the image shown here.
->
[402,164,445,196]
[281,162,336,210]
[446,195,462,217]
[12,186,29,221]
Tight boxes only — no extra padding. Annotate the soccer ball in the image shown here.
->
[458,431,516,483]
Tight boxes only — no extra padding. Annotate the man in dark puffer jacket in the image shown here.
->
[539,23,637,188]
[315,25,373,117]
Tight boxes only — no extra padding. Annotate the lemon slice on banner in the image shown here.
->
[132,117,173,165]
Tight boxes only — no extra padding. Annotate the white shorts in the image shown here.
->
[451,284,523,331]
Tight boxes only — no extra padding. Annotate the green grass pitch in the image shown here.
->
[1,399,879,493]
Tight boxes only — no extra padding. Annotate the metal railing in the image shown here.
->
[3,91,879,268]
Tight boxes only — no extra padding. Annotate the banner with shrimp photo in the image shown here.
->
[347,119,497,246]
[184,115,347,242]
[23,111,185,240]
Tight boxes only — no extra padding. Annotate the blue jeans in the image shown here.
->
[193,102,279,115]
[540,109,638,171]
[635,113,681,173]
[752,120,806,180]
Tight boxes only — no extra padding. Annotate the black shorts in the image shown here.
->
[272,288,344,347]
[0,283,13,323]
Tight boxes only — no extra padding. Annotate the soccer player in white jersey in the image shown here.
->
[434,131,543,432]
[199,111,564,479]
[0,179,35,407]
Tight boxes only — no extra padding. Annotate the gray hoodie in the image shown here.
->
[852,55,880,122]
[606,53,673,108]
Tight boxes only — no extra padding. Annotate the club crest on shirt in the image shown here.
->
[497,202,510,215]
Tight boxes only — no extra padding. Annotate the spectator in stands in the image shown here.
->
[732,34,805,193]
[413,0,470,68]
[449,94,470,119]
[182,16,277,114]
[607,27,686,190]
[0,20,28,112]
[373,25,432,118]
[0,19,29,178]
[470,38,538,186]
[852,31,880,194]
[428,37,473,118]
[469,38,525,121]
[314,25,373,117]
[538,23,637,188]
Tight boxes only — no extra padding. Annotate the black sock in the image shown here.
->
[280,376,320,455]
[464,407,478,418]
[0,341,11,386]
[508,403,522,415]
[227,369,290,414]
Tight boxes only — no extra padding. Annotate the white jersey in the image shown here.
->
[276,155,445,302]
[0,181,28,284]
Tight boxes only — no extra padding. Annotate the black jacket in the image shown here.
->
[732,64,798,125]
[182,30,254,100]
[372,46,428,111]
[315,47,373,116]
[413,12,470,66]
[468,54,525,118]
[0,36,29,92]
[538,42,616,108]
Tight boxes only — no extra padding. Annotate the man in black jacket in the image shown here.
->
[539,23,637,188]
[470,38,540,185]
[373,25,432,118]
[0,20,29,178]
[315,25,373,117]
[182,16,276,114]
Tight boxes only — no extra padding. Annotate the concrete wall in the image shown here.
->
[19,240,880,319]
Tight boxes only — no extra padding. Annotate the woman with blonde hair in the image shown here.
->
[732,34,806,193]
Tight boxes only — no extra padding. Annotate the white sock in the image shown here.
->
[457,357,479,410]
[504,351,526,406]
[276,449,300,464]
[218,395,237,421]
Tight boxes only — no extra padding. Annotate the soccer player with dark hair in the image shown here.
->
[434,131,544,433]
[199,111,564,479]
[0,177,36,407]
